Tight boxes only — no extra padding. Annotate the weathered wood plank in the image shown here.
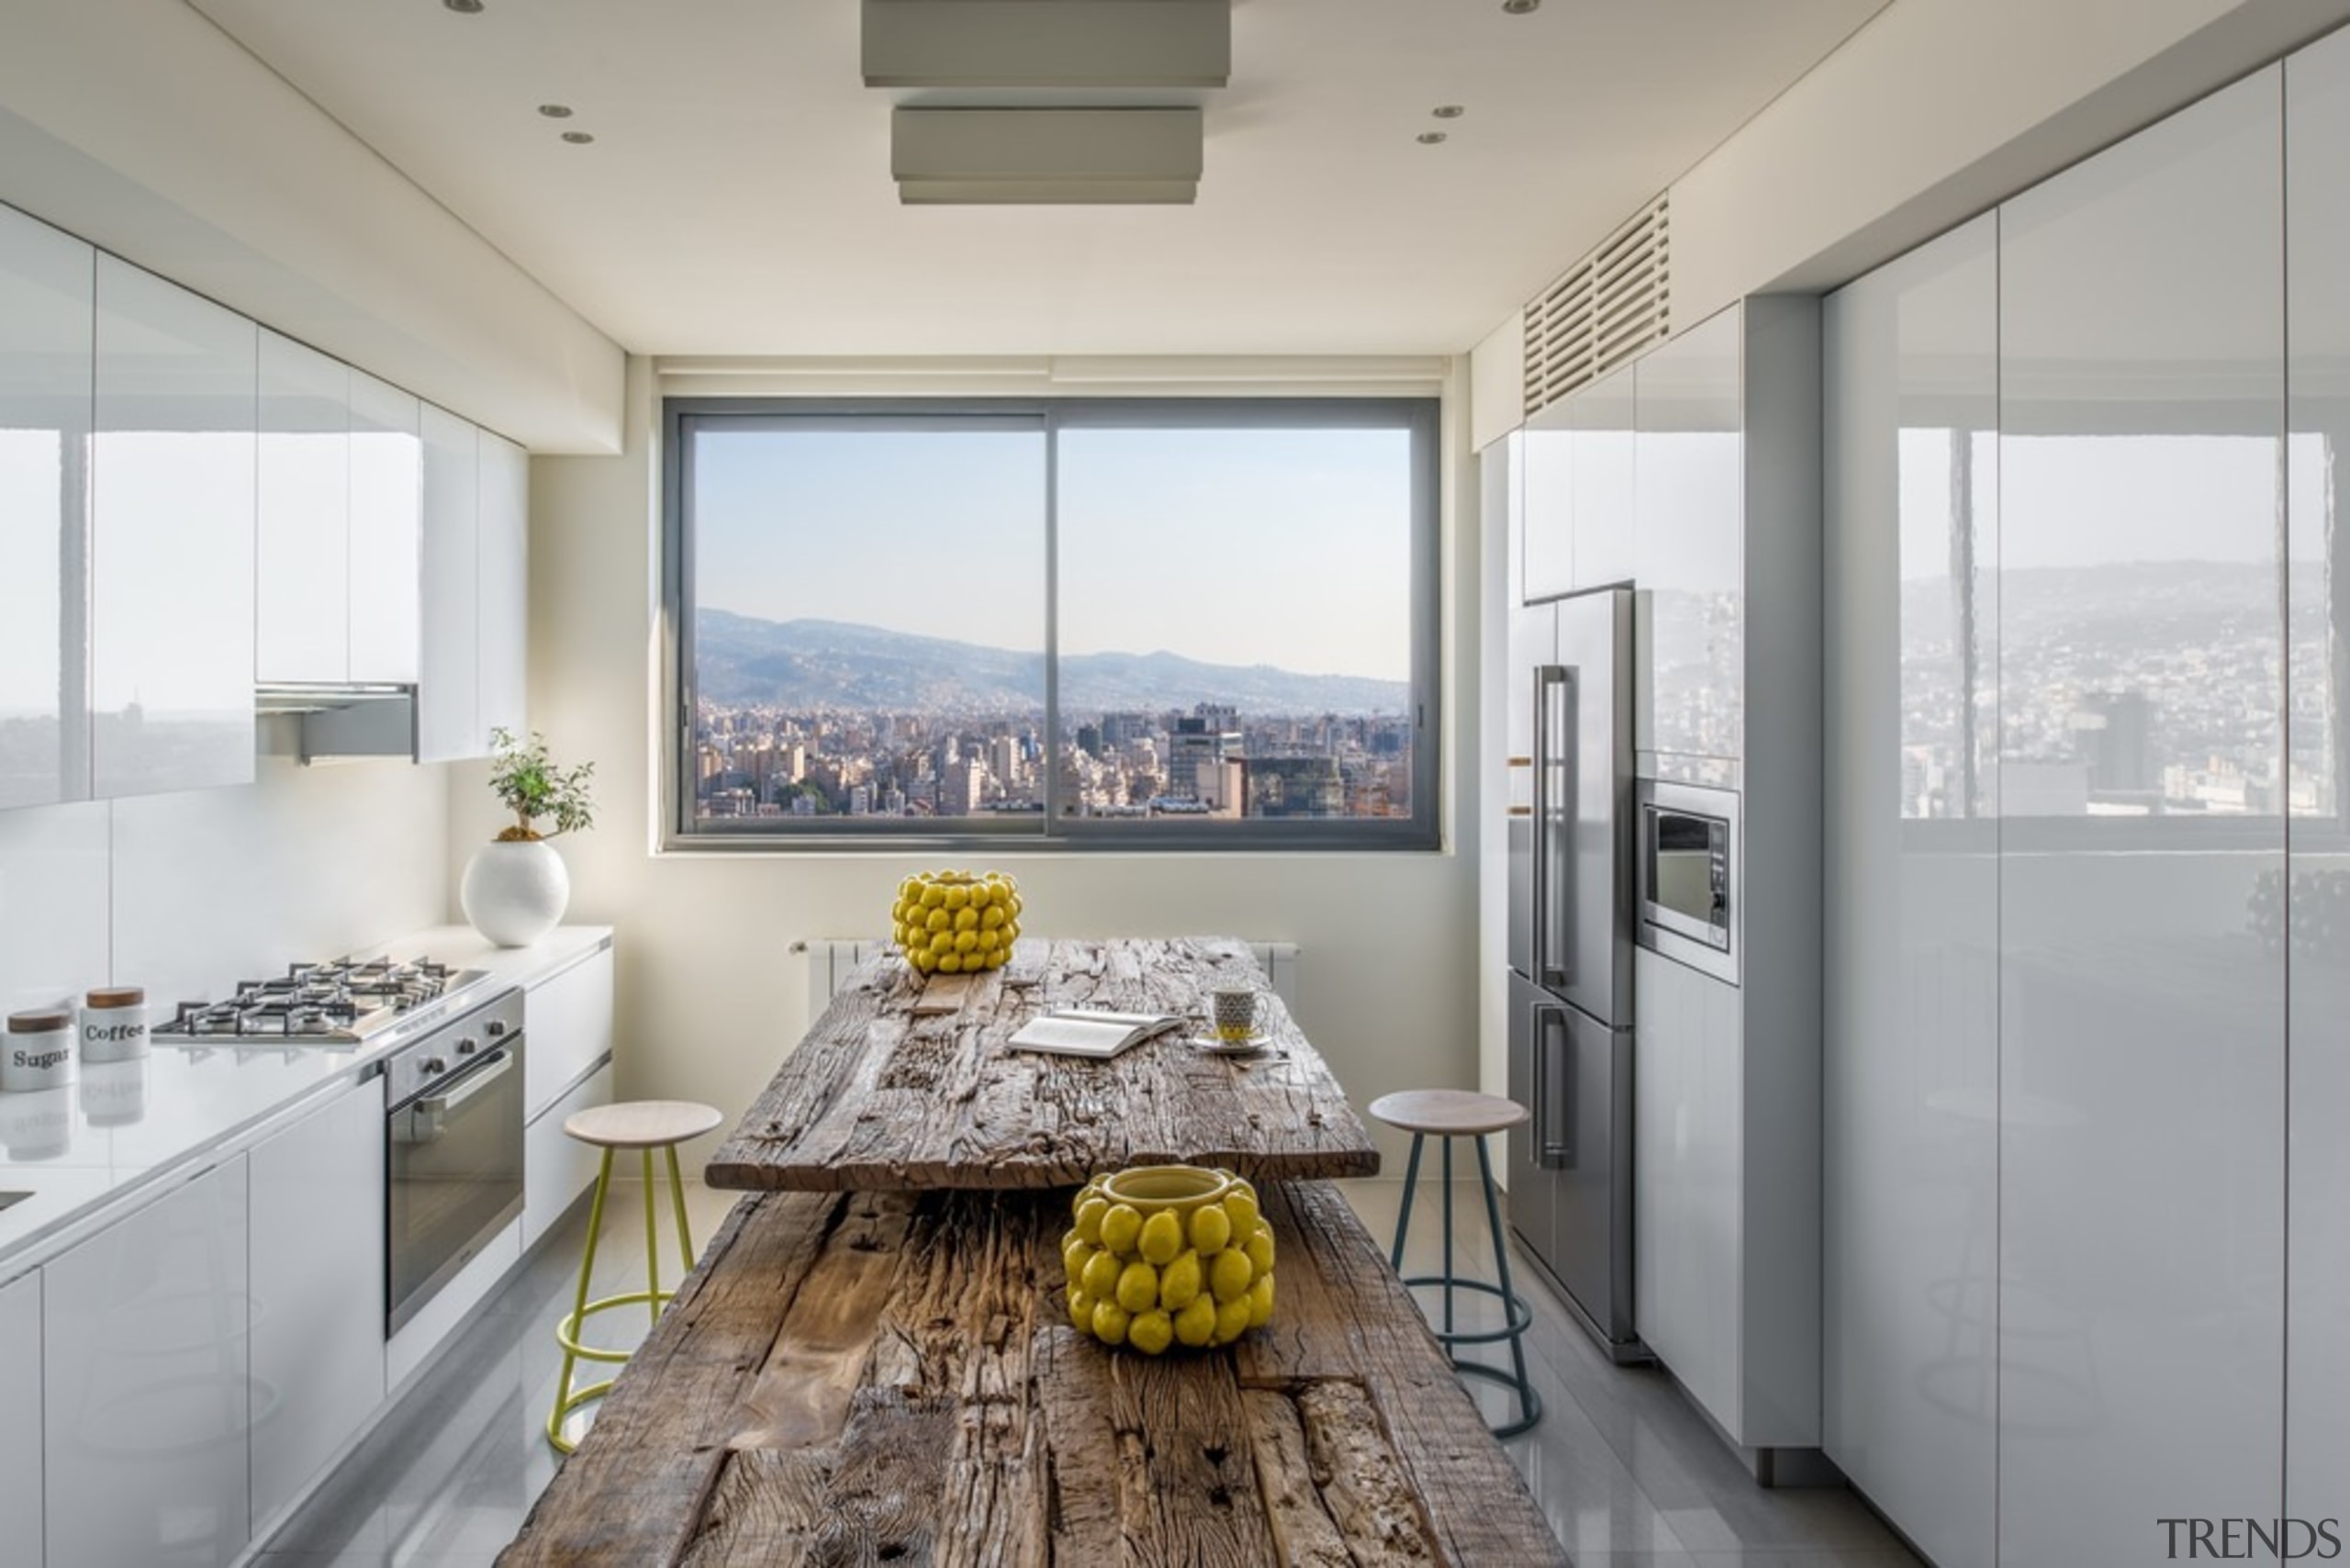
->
[500,1183,1561,1568]
[500,1190,846,1566]
[705,938,1380,1192]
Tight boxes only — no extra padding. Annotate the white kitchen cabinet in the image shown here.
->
[477,430,529,744]
[255,330,350,683]
[248,1080,386,1537]
[2286,28,2350,1526]
[0,1269,40,1566]
[1519,399,1572,603]
[91,256,256,799]
[1633,309,1743,764]
[1570,362,1637,591]
[525,943,613,1120]
[1998,67,2284,1563]
[526,1059,615,1248]
[0,203,91,812]
[1821,211,1999,1568]
[44,1158,251,1568]
[417,403,482,762]
[347,369,422,686]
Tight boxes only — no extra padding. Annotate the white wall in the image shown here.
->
[467,356,1485,1172]
[0,738,449,1023]
[0,0,623,455]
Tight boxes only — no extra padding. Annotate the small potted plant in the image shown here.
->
[460,728,597,947]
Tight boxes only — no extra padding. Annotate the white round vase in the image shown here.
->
[461,838,570,947]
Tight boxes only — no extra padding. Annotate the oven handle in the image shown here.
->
[414,1047,515,1116]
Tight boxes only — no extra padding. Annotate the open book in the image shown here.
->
[1007,1008,1186,1059]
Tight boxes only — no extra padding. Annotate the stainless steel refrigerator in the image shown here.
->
[1506,586,1641,1361]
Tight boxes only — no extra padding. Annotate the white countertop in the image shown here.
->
[0,924,611,1277]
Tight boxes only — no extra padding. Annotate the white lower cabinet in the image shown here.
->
[525,946,613,1119]
[525,1059,616,1249]
[249,1080,386,1535]
[0,1270,40,1564]
[44,1159,251,1568]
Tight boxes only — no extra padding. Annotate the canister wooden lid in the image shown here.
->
[84,987,144,1009]
[6,1010,71,1033]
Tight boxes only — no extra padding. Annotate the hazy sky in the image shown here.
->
[691,423,1413,681]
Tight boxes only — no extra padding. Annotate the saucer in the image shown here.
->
[1191,1032,1274,1057]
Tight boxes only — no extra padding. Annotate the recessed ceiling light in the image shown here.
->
[443,0,484,13]
[1502,0,1539,12]
[538,104,574,119]
[1417,131,1449,145]
[561,130,596,144]
[1433,106,1465,119]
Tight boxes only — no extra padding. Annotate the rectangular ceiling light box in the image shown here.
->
[863,0,1230,89]
[892,107,1203,205]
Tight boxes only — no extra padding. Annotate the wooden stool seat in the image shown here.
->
[1370,1089,1528,1138]
[564,1099,723,1149]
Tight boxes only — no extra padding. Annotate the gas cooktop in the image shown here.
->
[152,958,489,1046]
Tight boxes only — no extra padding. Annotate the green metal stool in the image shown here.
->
[546,1099,724,1454]
[1369,1090,1543,1439]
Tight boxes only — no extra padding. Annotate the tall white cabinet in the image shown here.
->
[0,204,89,810]
[0,1269,40,1554]
[417,411,527,762]
[255,330,352,683]
[2285,24,2350,1518]
[1822,214,2000,1568]
[1824,57,2318,1568]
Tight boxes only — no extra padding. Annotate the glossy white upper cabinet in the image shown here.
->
[417,404,481,763]
[1998,68,2285,1564]
[0,1269,39,1567]
[45,1158,252,1568]
[348,369,422,685]
[1821,212,1999,1568]
[250,1079,386,1535]
[1520,399,1573,603]
[1635,309,1743,763]
[0,205,90,811]
[255,330,350,683]
[2286,25,2350,1520]
[477,430,529,744]
[1571,363,1637,591]
[91,257,256,799]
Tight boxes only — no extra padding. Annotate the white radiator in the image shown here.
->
[793,939,1301,1025]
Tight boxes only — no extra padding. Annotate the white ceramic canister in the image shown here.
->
[4,1010,77,1092]
[80,986,149,1063]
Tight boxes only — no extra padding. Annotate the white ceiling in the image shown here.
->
[185,0,1888,360]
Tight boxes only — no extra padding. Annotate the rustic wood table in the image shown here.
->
[500,1181,1569,1566]
[502,936,1567,1567]
[705,937,1382,1192]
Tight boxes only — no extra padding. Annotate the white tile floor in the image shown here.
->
[253,1177,1924,1567]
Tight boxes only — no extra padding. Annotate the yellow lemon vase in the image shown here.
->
[1061,1164,1276,1355]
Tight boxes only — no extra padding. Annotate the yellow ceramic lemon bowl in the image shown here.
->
[890,868,1022,977]
[1060,1163,1276,1356]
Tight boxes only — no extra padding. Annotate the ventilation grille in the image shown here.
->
[1522,193,1670,418]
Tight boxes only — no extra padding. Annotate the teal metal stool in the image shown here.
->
[1369,1090,1543,1439]
[546,1099,724,1454]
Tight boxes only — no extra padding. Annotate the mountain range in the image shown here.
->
[693,609,1410,717]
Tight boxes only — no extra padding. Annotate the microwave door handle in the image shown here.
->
[1534,1002,1572,1168]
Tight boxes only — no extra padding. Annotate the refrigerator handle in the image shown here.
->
[1531,664,1572,990]
[1532,1002,1573,1169]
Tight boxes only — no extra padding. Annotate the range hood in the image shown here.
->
[254,684,419,762]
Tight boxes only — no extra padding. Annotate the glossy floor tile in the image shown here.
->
[259,1178,1924,1567]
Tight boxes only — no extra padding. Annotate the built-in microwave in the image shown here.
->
[1636,779,1740,985]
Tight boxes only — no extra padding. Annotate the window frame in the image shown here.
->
[660,395,1441,852]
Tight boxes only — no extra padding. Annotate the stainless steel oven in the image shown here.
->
[386,987,525,1336]
[1636,779,1740,985]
